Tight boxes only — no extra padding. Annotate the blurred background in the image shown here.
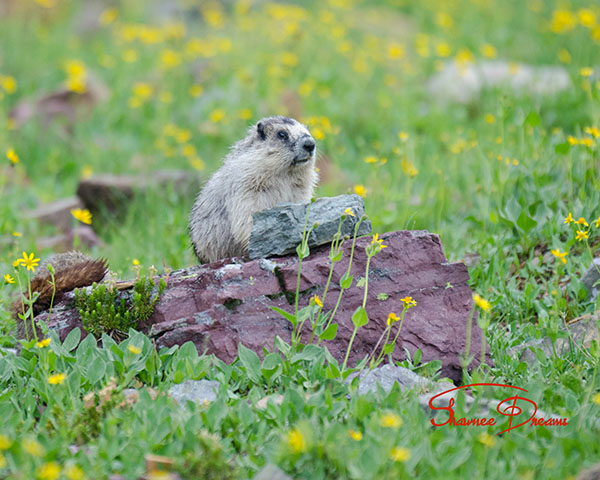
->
[0,0,599,324]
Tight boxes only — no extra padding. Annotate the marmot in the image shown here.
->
[189,116,318,263]
[13,251,108,340]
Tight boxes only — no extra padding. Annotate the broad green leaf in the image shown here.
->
[62,328,81,352]
[340,273,353,289]
[238,343,261,384]
[352,306,369,328]
[319,323,338,341]
[270,306,298,328]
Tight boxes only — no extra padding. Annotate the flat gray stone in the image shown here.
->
[168,379,219,406]
[253,464,293,480]
[248,194,372,259]
[581,258,600,300]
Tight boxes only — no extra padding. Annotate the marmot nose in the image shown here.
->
[303,138,316,153]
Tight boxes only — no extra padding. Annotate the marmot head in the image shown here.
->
[251,116,316,172]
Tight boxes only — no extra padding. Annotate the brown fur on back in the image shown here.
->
[12,253,108,339]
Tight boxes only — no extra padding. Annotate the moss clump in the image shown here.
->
[75,276,166,338]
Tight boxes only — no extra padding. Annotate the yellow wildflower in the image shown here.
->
[35,0,56,8]
[387,43,405,59]
[580,67,594,77]
[0,75,17,94]
[312,295,323,308]
[585,127,600,138]
[160,49,181,69]
[592,392,600,404]
[13,231,22,237]
[281,52,299,67]
[238,108,252,120]
[349,430,362,441]
[484,113,496,124]
[551,10,576,33]
[48,373,67,385]
[0,434,12,450]
[576,217,589,227]
[344,207,355,217]
[189,84,204,97]
[398,131,409,142]
[71,208,92,225]
[400,296,417,308]
[4,274,15,284]
[37,461,61,480]
[381,412,402,428]
[354,184,367,197]
[6,149,19,165]
[480,44,497,59]
[128,345,142,355]
[595,216,600,228]
[22,437,44,456]
[558,48,571,64]
[371,233,387,249]
[122,49,138,63]
[209,109,226,123]
[473,294,491,312]
[576,230,589,241]
[287,428,307,453]
[436,42,451,57]
[387,312,399,326]
[99,7,118,25]
[478,432,497,447]
[132,82,153,100]
[550,249,568,264]
[64,464,85,480]
[132,259,140,266]
[365,155,378,164]
[564,212,574,224]
[15,252,40,272]
[36,338,51,348]
[390,447,411,462]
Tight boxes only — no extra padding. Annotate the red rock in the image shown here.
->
[34,230,487,382]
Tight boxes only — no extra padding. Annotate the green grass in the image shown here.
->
[1,0,599,478]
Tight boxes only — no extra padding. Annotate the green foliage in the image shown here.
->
[0,0,599,477]
[75,276,166,338]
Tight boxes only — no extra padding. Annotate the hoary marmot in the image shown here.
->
[189,116,318,263]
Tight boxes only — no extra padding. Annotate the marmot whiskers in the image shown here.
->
[189,116,318,263]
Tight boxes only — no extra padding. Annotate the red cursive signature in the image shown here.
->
[428,383,569,435]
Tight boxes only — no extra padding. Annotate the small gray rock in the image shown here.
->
[351,364,430,396]
[253,464,293,480]
[248,194,372,259]
[168,379,219,406]
[582,258,600,300]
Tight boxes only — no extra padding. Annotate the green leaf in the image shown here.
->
[524,110,541,127]
[516,210,537,232]
[413,349,422,365]
[296,243,310,259]
[238,343,262,384]
[270,306,298,328]
[340,273,354,289]
[352,307,369,328]
[555,142,570,154]
[319,323,338,341]
[86,356,106,385]
[62,328,81,352]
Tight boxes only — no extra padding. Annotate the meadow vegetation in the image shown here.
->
[0,0,599,478]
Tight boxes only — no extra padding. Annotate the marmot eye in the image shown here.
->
[277,130,288,140]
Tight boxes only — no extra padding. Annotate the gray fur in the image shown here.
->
[189,116,318,263]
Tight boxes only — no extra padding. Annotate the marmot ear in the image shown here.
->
[257,121,266,140]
